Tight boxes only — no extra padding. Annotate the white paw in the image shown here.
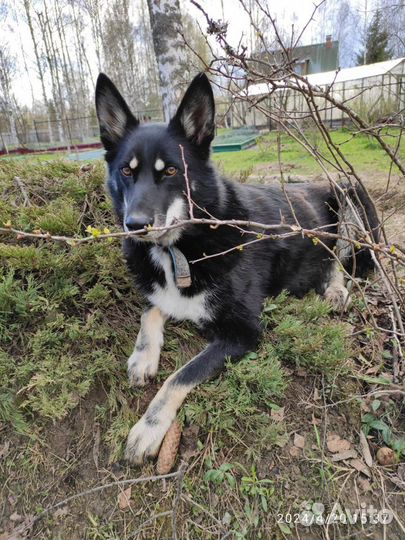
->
[125,413,172,464]
[324,285,351,312]
[127,348,159,387]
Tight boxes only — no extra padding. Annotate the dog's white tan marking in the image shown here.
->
[165,197,186,227]
[148,246,211,323]
[155,197,187,245]
[154,158,165,171]
[125,363,195,463]
[129,156,138,169]
[324,262,351,311]
[127,307,166,386]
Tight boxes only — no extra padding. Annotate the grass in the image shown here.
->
[0,141,403,539]
[213,128,405,176]
[0,152,66,162]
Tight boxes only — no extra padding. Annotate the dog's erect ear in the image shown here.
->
[95,73,138,153]
[169,73,215,150]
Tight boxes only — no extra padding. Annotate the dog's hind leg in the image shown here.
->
[128,306,166,387]
[324,261,351,312]
[125,338,252,464]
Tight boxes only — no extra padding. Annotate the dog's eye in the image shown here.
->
[164,166,177,177]
[120,166,132,177]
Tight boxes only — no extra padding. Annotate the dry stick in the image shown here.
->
[206,5,405,178]
[370,248,405,335]
[296,84,400,316]
[247,95,404,320]
[14,176,31,207]
[171,462,187,540]
[263,115,403,344]
[389,305,404,383]
[183,91,399,330]
[301,80,396,319]
[2,222,402,266]
[179,144,194,219]
[16,469,182,536]
[195,0,404,171]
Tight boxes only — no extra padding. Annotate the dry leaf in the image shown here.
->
[359,430,373,467]
[0,532,25,540]
[9,514,22,524]
[118,486,132,511]
[327,434,351,453]
[348,458,371,477]
[293,433,305,449]
[180,424,199,460]
[376,447,396,466]
[289,446,301,458]
[54,507,68,519]
[311,414,321,425]
[156,420,182,475]
[358,477,372,492]
[271,407,284,422]
[331,449,357,462]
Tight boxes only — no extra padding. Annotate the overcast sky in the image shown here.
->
[189,0,322,45]
[3,0,367,107]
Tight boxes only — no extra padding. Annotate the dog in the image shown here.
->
[95,72,379,464]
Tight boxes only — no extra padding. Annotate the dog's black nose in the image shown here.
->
[125,216,152,233]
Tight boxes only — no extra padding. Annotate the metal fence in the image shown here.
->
[0,109,163,154]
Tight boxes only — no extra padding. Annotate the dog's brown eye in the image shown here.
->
[164,166,177,177]
[121,166,132,177]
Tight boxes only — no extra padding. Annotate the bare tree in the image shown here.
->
[0,44,17,148]
[22,0,55,142]
[378,0,405,58]
[315,0,362,67]
[146,0,189,121]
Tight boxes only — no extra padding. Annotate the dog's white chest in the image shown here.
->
[147,247,211,324]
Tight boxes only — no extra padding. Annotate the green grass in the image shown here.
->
[213,128,405,176]
[183,291,351,459]
[0,160,138,435]
[0,152,66,162]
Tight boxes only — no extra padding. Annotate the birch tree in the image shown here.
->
[0,45,18,146]
[22,0,53,142]
[146,0,188,121]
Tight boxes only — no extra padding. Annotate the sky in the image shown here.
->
[2,0,367,107]
[189,0,321,46]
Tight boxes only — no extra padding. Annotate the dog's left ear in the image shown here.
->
[95,73,139,154]
[169,73,215,151]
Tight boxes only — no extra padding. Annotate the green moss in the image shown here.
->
[263,291,351,377]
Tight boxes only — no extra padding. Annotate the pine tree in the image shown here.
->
[357,10,393,65]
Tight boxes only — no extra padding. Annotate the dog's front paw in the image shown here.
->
[125,413,172,464]
[324,285,351,311]
[127,349,159,387]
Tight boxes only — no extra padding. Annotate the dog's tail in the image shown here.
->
[334,182,380,278]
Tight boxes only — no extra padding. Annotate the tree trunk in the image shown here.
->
[146,0,188,121]
[23,0,53,143]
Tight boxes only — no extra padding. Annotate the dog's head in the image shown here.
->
[95,73,215,245]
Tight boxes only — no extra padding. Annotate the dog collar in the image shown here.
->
[167,246,191,288]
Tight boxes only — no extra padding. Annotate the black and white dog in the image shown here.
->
[95,72,379,464]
